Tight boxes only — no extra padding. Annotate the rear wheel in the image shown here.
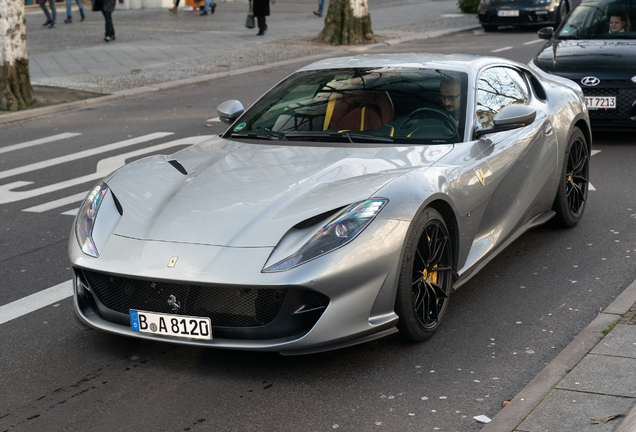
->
[482,24,498,32]
[396,207,454,342]
[552,128,589,227]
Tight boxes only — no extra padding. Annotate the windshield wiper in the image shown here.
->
[284,131,394,143]
[228,132,281,140]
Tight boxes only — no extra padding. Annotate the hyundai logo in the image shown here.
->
[581,76,600,87]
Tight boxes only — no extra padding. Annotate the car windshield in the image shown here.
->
[557,0,636,39]
[225,67,468,144]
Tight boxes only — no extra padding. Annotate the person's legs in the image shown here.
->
[75,0,85,20]
[65,0,72,20]
[40,0,52,24]
[317,0,324,14]
[169,0,179,13]
[49,0,57,24]
[102,11,114,40]
[256,15,266,35]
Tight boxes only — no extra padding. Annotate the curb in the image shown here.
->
[481,278,636,432]
[0,25,479,125]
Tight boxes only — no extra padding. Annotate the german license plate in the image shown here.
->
[497,10,519,16]
[584,96,616,109]
[130,310,212,340]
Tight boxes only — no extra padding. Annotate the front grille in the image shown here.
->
[81,269,328,328]
[582,88,636,118]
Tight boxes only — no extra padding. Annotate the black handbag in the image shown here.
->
[92,0,104,11]
[245,0,255,28]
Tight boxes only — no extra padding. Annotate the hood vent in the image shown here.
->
[168,160,188,175]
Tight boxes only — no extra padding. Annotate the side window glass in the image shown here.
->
[476,67,529,128]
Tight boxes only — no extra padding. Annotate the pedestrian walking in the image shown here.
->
[39,0,57,28]
[65,0,86,23]
[313,0,325,17]
[253,0,269,35]
[93,0,123,42]
[185,0,206,13]
[168,0,180,13]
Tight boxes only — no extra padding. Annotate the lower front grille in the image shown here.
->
[81,269,329,332]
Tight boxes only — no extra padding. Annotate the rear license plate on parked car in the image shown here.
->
[130,310,212,340]
[584,96,616,109]
[497,10,519,16]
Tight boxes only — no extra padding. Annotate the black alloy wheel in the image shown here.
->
[552,128,589,227]
[396,207,454,341]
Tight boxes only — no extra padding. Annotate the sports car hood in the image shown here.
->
[107,137,452,247]
[533,39,636,79]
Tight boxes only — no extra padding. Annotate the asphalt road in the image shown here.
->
[2,28,636,432]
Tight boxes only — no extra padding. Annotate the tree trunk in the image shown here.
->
[0,0,34,111]
[319,0,374,45]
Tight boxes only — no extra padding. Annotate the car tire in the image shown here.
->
[556,0,569,26]
[395,207,454,342]
[551,127,589,228]
[482,24,498,32]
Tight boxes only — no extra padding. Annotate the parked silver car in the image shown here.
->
[69,54,591,355]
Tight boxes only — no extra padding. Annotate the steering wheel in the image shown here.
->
[401,107,459,137]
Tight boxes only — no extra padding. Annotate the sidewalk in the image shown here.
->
[23,0,478,93]
[484,280,636,432]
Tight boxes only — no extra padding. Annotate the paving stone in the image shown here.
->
[558,354,636,397]
[516,389,634,432]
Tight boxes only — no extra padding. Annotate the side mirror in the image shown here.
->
[217,100,244,125]
[538,27,554,40]
[475,105,537,138]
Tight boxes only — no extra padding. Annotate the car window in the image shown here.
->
[476,67,529,128]
[227,68,469,145]
[558,0,636,39]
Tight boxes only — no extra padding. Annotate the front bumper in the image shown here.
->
[70,219,409,354]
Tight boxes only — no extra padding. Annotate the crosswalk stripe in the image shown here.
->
[2,135,215,206]
[0,133,82,155]
[522,39,545,45]
[62,209,79,216]
[0,280,73,326]
[0,132,173,181]
[23,191,88,213]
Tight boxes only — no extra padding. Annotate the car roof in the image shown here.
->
[298,53,523,75]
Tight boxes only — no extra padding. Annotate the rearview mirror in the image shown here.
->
[217,100,245,125]
[538,27,554,40]
[475,105,537,138]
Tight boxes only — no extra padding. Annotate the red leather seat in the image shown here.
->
[324,90,394,131]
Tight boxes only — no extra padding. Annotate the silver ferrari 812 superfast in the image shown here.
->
[69,54,591,355]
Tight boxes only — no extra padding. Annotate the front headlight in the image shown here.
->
[75,182,109,257]
[263,198,388,272]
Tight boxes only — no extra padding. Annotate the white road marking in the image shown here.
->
[491,46,514,53]
[23,191,88,213]
[0,280,72,326]
[0,136,213,205]
[0,133,81,155]
[523,39,545,45]
[62,208,79,216]
[206,117,221,122]
[589,150,600,190]
[0,132,173,181]
[441,13,467,17]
